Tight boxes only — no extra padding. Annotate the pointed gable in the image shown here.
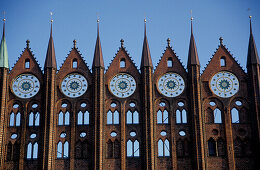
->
[154,39,187,84]
[9,40,43,81]
[202,39,246,81]
[44,23,57,69]
[140,21,153,68]
[247,18,260,66]
[92,21,104,68]
[187,20,200,66]
[0,22,9,68]
[57,42,92,83]
[105,41,140,83]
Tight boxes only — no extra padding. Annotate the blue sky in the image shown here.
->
[1,0,260,71]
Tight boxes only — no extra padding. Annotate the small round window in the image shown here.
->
[62,103,67,108]
[179,131,186,136]
[129,102,136,107]
[111,102,117,107]
[81,103,87,108]
[159,102,166,107]
[160,131,167,136]
[80,132,87,138]
[32,104,38,108]
[235,101,242,106]
[209,101,216,106]
[11,133,18,139]
[110,132,117,137]
[13,104,19,109]
[60,133,66,138]
[130,131,136,137]
[178,102,184,107]
[30,133,37,139]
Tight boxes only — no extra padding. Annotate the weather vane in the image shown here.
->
[50,11,53,23]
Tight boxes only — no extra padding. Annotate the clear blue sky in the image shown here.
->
[1,0,260,71]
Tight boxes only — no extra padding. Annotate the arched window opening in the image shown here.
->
[114,110,119,124]
[77,111,83,125]
[163,110,168,124]
[120,58,126,68]
[73,59,77,68]
[57,141,69,159]
[167,58,173,67]
[64,141,69,158]
[214,108,222,123]
[176,109,187,124]
[126,110,139,124]
[64,111,70,125]
[77,111,89,125]
[133,111,139,124]
[220,57,226,67]
[127,140,140,157]
[10,112,15,127]
[33,142,38,159]
[158,139,164,157]
[57,141,62,158]
[58,112,63,125]
[107,111,112,124]
[84,111,89,125]
[158,139,170,157]
[231,108,239,123]
[25,59,30,69]
[29,112,34,126]
[29,112,40,126]
[208,138,216,156]
[164,139,170,156]
[27,143,32,159]
[16,112,21,126]
[182,109,187,123]
[157,110,162,124]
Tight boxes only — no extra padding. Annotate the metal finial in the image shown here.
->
[26,40,30,48]
[73,39,77,48]
[144,18,147,23]
[219,37,223,45]
[50,12,53,23]
[120,39,124,47]
[249,15,252,19]
[3,11,6,22]
[167,38,170,47]
[190,10,193,21]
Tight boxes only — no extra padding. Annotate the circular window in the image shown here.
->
[81,103,87,108]
[159,102,166,107]
[235,101,242,106]
[209,101,216,106]
[160,131,167,136]
[130,131,136,137]
[111,102,117,107]
[178,102,184,107]
[11,133,18,139]
[179,131,186,136]
[30,133,37,139]
[80,132,87,138]
[13,104,19,109]
[32,104,38,109]
[62,103,67,108]
[110,132,117,137]
[129,102,136,107]
[60,133,66,138]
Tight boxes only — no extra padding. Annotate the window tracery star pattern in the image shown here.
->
[12,74,40,99]
[61,73,88,98]
[210,71,239,98]
[109,73,136,98]
[157,72,185,97]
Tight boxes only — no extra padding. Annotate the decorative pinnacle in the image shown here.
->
[50,12,53,23]
[120,39,124,47]
[144,18,147,23]
[26,40,30,48]
[219,37,223,45]
[97,19,100,23]
[167,38,171,47]
[73,39,77,48]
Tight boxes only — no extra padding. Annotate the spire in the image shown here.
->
[44,16,57,69]
[0,15,9,68]
[247,16,260,66]
[141,19,153,68]
[187,17,200,66]
[92,19,104,68]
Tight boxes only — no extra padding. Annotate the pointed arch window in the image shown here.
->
[167,58,173,67]
[220,56,226,67]
[158,139,170,157]
[214,108,222,123]
[9,112,21,127]
[107,110,119,125]
[157,110,168,124]
[120,58,126,68]
[27,142,38,159]
[208,138,216,156]
[106,139,120,158]
[57,141,69,159]
[25,59,30,69]
[126,110,139,124]
[231,108,239,123]
[58,111,70,126]
[127,140,140,157]
[73,59,77,68]
[28,112,40,126]
[176,109,187,124]
[77,111,89,125]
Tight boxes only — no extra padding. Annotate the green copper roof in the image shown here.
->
[0,23,9,68]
